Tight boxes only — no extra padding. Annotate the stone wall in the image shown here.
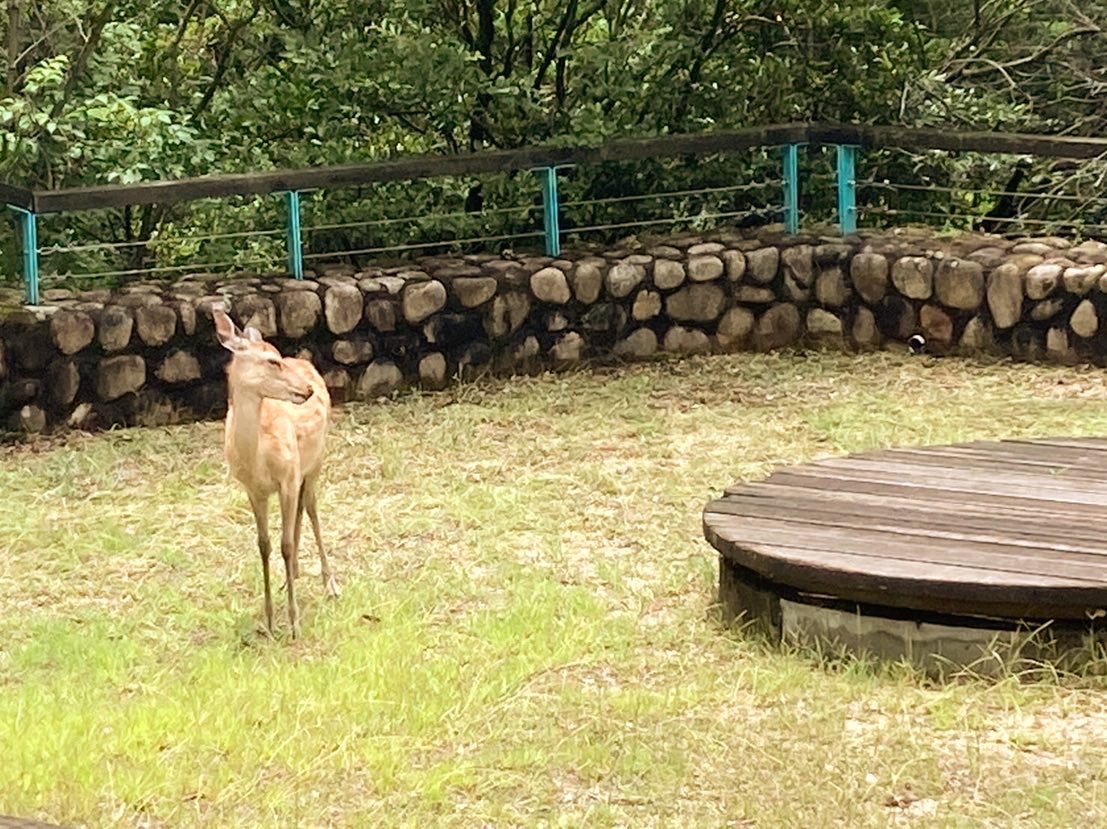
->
[2,225,1107,435]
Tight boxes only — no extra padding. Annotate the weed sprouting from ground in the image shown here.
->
[4,351,1107,827]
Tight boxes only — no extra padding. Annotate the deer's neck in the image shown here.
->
[227,383,265,474]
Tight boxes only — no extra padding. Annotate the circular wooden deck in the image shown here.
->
[704,438,1107,667]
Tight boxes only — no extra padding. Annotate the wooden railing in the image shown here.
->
[7,123,1107,215]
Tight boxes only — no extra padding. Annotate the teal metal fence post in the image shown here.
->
[284,190,304,280]
[782,143,801,234]
[537,166,561,257]
[836,144,858,235]
[10,206,39,305]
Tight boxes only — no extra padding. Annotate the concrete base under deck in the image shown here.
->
[720,557,1106,677]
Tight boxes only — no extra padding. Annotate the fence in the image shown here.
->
[4,123,1107,305]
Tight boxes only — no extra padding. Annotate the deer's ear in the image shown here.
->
[213,308,246,353]
[244,326,264,343]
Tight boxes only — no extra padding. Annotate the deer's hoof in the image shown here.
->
[324,574,341,599]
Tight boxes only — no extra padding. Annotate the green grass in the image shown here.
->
[5,350,1107,827]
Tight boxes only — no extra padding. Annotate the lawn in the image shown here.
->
[4,350,1107,827]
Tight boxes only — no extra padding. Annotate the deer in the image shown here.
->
[213,307,339,639]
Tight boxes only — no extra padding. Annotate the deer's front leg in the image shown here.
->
[249,493,274,636]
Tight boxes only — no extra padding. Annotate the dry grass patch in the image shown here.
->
[4,351,1107,827]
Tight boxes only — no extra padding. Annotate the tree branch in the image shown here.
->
[48,1,117,120]
[501,0,516,76]
[169,0,205,55]
[190,0,263,123]
[533,0,603,91]
[673,0,729,126]
[6,0,19,95]
[957,26,1101,79]
[534,0,577,91]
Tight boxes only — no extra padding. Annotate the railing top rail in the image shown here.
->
[807,123,1107,159]
[0,183,34,211]
[4,122,1107,215]
[6,124,809,215]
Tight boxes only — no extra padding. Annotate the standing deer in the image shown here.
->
[213,308,338,638]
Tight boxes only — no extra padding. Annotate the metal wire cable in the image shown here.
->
[560,181,779,210]
[861,206,1107,233]
[302,204,532,234]
[858,180,1107,205]
[301,230,545,261]
[46,255,282,281]
[38,226,285,255]
[565,208,779,236]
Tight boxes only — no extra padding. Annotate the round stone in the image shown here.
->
[324,284,364,334]
[531,267,572,304]
[891,257,934,300]
[402,280,447,323]
[687,255,725,283]
[653,259,686,290]
[606,262,645,298]
[850,253,889,304]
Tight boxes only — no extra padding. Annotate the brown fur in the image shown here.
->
[214,309,338,638]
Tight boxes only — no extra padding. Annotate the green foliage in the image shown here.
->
[1,0,1105,282]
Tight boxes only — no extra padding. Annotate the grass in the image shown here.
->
[4,349,1107,827]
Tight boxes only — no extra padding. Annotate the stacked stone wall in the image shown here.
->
[2,226,1105,434]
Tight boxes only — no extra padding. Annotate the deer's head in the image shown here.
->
[213,308,313,405]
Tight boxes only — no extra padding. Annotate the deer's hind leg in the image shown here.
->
[302,475,339,598]
[278,482,301,639]
[290,480,305,581]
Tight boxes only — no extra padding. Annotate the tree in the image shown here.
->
[1,0,1105,282]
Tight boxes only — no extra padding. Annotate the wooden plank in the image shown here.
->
[1007,437,1107,451]
[881,441,1107,471]
[897,439,1107,464]
[812,456,1107,492]
[890,444,1107,469]
[808,123,1107,159]
[704,524,1093,592]
[704,513,1107,582]
[0,182,34,211]
[729,472,1107,515]
[847,448,1107,479]
[767,464,1107,505]
[35,150,570,212]
[589,123,809,161]
[705,498,1107,561]
[707,490,1107,545]
[703,527,1107,619]
[759,470,1107,507]
[716,482,1107,529]
[883,438,1107,461]
[849,452,1098,478]
[27,123,809,213]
